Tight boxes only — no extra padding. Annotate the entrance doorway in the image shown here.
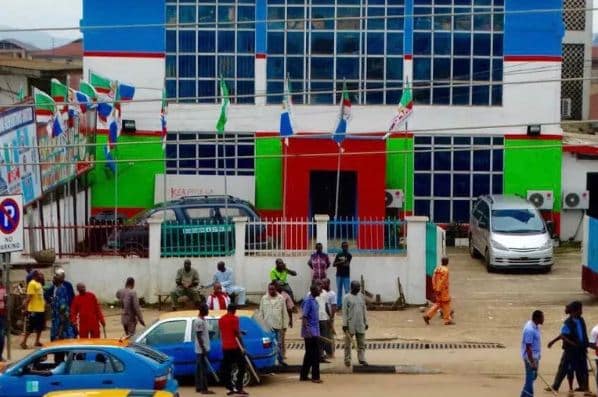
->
[309,171,357,218]
[587,173,598,218]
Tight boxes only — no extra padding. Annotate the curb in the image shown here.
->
[273,364,441,375]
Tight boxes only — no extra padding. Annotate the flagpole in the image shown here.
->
[334,144,342,219]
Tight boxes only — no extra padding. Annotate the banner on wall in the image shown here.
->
[36,109,96,192]
[0,106,42,205]
[154,174,255,205]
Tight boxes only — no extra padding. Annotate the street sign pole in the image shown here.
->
[3,253,10,360]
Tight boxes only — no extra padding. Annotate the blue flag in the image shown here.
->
[279,77,294,141]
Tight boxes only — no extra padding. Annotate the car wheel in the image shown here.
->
[469,236,480,259]
[485,248,494,273]
[231,363,252,387]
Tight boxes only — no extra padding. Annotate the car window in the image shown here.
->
[146,320,187,345]
[149,209,177,222]
[67,350,122,375]
[219,207,246,218]
[128,343,170,364]
[477,201,489,223]
[23,351,69,375]
[207,319,220,341]
[491,209,546,234]
[186,207,213,220]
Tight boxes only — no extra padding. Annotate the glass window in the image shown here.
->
[387,33,404,55]
[452,59,470,80]
[311,58,333,79]
[337,7,360,30]
[237,31,254,53]
[386,82,403,104]
[413,33,431,55]
[413,84,430,104]
[452,86,470,105]
[453,149,471,170]
[367,58,384,80]
[336,58,359,79]
[473,174,490,196]
[178,80,196,100]
[367,7,385,30]
[414,7,432,30]
[186,208,213,220]
[267,81,283,104]
[492,85,502,106]
[454,7,471,30]
[433,58,450,80]
[178,56,196,77]
[492,58,503,81]
[434,151,451,170]
[268,32,284,54]
[386,58,403,80]
[434,33,451,55]
[218,56,235,78]
[473,34,491,56]
[198,31,215,52]
[472,85,490,105]
[473,58,490,80]
[166,79,176,99]
[493,34,503,56]
[198,81,215,103]
[166,56,176,78]
[166,30,177,52]
[238,6,255,29]
[415,200,431,218]
[287,58,304,79]
[367,33,384,55]
[473,149,490,171]
[337,33,360,55]
[453,33,471,56]
[287,7,305,30]
[453,200,471,222]
[311,32,334,54]
[433,86,450,105]
[178,30,196,53]
[454,174,471,197]
[149,209,177,222]
[179,6,196,24]
[218,31,235,52]
[287,32,304,54]
[237,81,254,104]
[366,82,383,104]
[434,174,451,197]
[145,320,187,345]
[433,200,451,223]
[473,9,491,31]
[414,150,431,171]
[434,8,451,30]
[310,81,333,104]
[268,6,285,30]
[492,174,503,194]
[198,56,215,78]
[237,56,254,78]
[67,351,122,375]
[414,173,432,196]
[311,7,334,29]
[492,149,503,170]
[387,7,404,30]
[267,57,284,79]
[414,58,431,80]
[199,6,216,27]
[166,6,177,24]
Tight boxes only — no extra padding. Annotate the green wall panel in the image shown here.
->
[90,135,164,209]
[255,137,282,210]
[503,138,562,210]
[386,137,414,211]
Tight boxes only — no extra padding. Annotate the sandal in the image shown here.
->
[20,342,28,349]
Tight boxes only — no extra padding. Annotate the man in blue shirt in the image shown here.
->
[300,283,322,383]
[211,262,246,305]
[521,310,543,397]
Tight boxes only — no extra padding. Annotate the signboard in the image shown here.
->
[0,195,24,252]
[0,107,42,205]
[36,109,96,192]
[154,174,255,204]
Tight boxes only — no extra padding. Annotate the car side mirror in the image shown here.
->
[546,220,555,237]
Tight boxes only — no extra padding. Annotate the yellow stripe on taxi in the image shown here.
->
[44,390,174,397]
[158,309,255,320]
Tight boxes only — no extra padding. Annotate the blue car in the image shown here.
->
[0,340,178,397]
[136,310,277,386]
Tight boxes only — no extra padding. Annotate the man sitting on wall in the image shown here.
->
[206,282,231,311]
[171,259,202,311]
[211,261,246,305]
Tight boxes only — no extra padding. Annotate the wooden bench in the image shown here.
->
[156,293,171,311]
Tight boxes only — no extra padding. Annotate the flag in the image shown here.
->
[51,112,65,137]
[51,78,69,115]
[33,87,56,124]
[71,88,90,113]
[215,77,229,134]
[79,80,98,101]
[97,100,114,122]
[90,71,115,96]
[333,81,352,144]
[161,89,168,149]
[388,81,413,133]
[279,77,294,143]
[116,82,135,101]
[104,146,116,174]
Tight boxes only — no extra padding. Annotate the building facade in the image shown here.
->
[82,0,567,233]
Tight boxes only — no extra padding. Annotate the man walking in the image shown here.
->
[219,304,248,395]
[333,241,352,306]
[342,280,368,367]
[308,243,330,283]
[21,271,45,349]
[116,277,145,336]
[316,279,332,362]
[300,283,322,383]
[171,259,202,310]
[423,257,455,326]
[521,310,544,397]
[212,262,246,305]
[70,283,105,338]
[194,304,214,395]
[46,269,76,341]
[275,281,293,360]
[258,283,289,366]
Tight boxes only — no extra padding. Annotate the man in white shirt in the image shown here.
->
[194,304,214,395]
[258,283,289,366]
[589,321,598,392]
[212,262,247,305]
[316,280,333,362]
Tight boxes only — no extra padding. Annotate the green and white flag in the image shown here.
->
[33,87,56,124]
[215,77,229,134]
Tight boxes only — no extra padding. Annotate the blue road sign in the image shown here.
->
[0,197,20,235]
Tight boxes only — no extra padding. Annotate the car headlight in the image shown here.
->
[541,239,553,249]
[491,239,508,250]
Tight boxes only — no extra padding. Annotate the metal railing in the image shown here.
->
[245,217,317,257]
[161,220,235,257]
[328,217,406,255]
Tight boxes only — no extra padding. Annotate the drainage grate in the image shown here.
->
[285,341,504,350]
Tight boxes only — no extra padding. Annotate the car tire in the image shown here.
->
[469,236,480,259]
[231,363,252,387]
[485,248,495,273]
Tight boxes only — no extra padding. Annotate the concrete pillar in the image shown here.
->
[233,216,248,287]
[147,218,163,302]
[405,216,428,305]
[254,57,266,106]
[314,214,330,253]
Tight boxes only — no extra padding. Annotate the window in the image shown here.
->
[186,208,213,220]
[149,209,177,222]
[67,351,123,375]
[219,207,247,217]
[145,320,187,346]
[165,0,255,104]
[266,0,404,104]
[166,131,255,176]
[413,135,504,223]
[413,0,504,106]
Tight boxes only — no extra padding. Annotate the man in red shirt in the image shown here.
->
[70,283,106,338]
[218,305,248,396]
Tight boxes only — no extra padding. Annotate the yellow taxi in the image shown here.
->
[44,390,175,397]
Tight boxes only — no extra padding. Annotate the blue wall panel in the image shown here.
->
[504,0,564,57]
[404,0,413,56]
[81,0,165,53]
[589,217,598,272]
[255,0,267,54]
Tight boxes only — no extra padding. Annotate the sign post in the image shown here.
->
[0,194,24,360]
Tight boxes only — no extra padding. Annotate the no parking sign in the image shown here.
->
[0,195,23,252]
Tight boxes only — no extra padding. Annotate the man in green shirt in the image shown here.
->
[270,258,297,302]
[171,259,202,310]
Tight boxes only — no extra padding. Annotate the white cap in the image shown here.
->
[55,268,65,276]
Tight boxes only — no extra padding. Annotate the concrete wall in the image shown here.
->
[561,152,598,241]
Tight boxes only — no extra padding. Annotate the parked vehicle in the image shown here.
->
[135,310,277,386]
[44,390,176,397]
[469,194,554,272]
[0,340,178,397]
[104,195,268,256]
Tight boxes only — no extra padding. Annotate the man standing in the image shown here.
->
[21,271,45,349]
[342,280,368,367]
[206,282,231,311]
[47,270,76,341]
[258,283,289,366]
[423,257,455,326]
[546,304,576,394]
[70,283,106,338]
[194,304,214,395]
[212,262,246,305]
[333,242,352,306]
[316,280,332,362]
[116,277,145,336]
[270,259,297,301]
[521,310,544,397]
[0,273,6,360]
[308,243,330,283]
[275,281,293,360]
[300,283,322,383]
[322,278,337,358]
[171,259,202,311]
[589,316,598,393]
[219,304,248,395]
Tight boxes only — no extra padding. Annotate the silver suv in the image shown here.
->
[469,195,554,272]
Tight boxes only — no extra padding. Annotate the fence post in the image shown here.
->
[147,218,163,301]
[314,214,330,253]
[405,216,428,305]
[233,216,248,287]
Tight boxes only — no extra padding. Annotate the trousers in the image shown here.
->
[344,332,366,363]
[221,348,246,392]
[336,276,350,306]
[300,337,320,381]
[425,300,452,324]
[195,353,209,392]
[521,360,538,397]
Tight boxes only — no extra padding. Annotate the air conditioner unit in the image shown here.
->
[562,190,590,210]
[385,189,404,209]
[561,98,572,119]
[527,190,554,210]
